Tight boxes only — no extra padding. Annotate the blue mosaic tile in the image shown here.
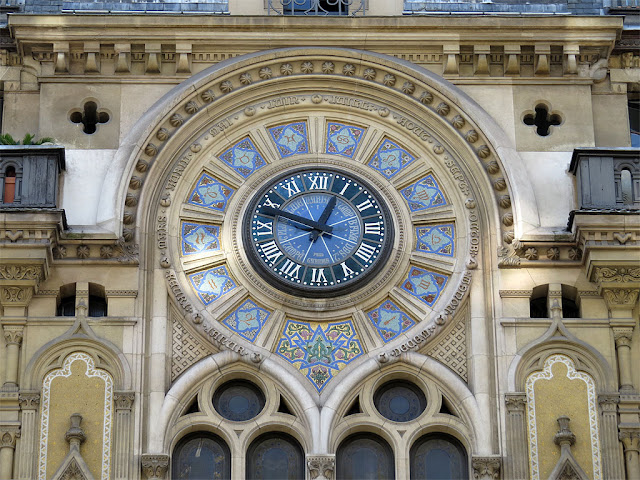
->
[276,320,363,392]
[415,224,455,257]
[401,266,448,307]
[218,137,265,178]
[222,299,270,342]
[367,299,415,343]
[187,173,234,211]
[268,122,309,158]
[401,174,447,212]
[181,222,220,256]
[325,122,365,158]
[368,138,415,179]
[189,266,236,305]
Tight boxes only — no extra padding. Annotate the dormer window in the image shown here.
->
[270,0,364,15]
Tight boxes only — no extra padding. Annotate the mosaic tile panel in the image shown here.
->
[181,222,220,256]
[325,122,365,158]
[268,122,309,158]
[218,136,266,178]
[415,224,455,257]
[367,299,415,343]
[222,299,270,342]
[188,266,236,305]
[367,138,415,179]
[276,320,363,392]
[401,266,448,306]
[187,173,234,211]
[401,174,447,212]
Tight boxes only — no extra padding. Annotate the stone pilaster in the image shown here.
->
[619,427,640,480]
[472,455,501,480]
[307,454,335,480]
[598,394,626,480]
[114,392,135,480]
[0,425,20,480]
[16,392,39,480]
[613,328,635,393]
[141,454,169,480]
[2,326,23,390]
[504,394,528,480]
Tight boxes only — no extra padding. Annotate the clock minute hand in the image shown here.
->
[260,206,333,233]
[310,195,336,242]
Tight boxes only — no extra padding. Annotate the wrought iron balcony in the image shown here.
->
[268,0,365,16]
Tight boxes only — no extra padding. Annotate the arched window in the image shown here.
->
[336,433,395,480]
[56,283,76,316]
[172,432,231,480]
[246,432,305,480]
[410,433,468,480]
[561,285,580,319]
[3,165,16,203]
[529,284,548,318]
[88,283,107,317]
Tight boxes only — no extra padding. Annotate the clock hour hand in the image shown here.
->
[259,206,333,233]
[310,195,336,242]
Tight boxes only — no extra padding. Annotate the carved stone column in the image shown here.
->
[0,426,20,480]
[2,326,23,390]
[15,393,39,479]
[613,328,635,393]
[619,427,640,480]
[307,454,335,480]
[504,394,528,480]
[114,392,135,480]
[472,455,501,480]
[599,394,626,480]
[141,454,169,480]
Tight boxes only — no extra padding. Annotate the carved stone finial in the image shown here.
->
[76,300,88,317]
[65,413,86,452]
[141,454,170,480]
[307,455,335,480]
[554,416,576,447]
[550,298,562,319]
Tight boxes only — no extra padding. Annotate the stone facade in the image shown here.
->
[0,1,638,479]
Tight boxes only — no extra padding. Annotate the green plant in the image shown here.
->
[0,133,54,145]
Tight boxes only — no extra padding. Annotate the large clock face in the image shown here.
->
[243,169,394,297]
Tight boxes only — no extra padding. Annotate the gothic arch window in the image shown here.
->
[409,433,469,480]
[246,432,305,479]
[171,432,231,480]
[336,433,395,479]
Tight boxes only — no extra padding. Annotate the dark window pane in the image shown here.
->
[374,381,427,422]
[57,296,76,316]
[336,433,395,479]
[213,380,265,422]
[410,434,468,480]
[172,432,231,480]
[89,295,107,317]
[246,433,305,480]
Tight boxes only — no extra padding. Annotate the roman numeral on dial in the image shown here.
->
[308,175,328,190]
[279,259,302,280]
[355,242,377,263]
[259,240,283,263]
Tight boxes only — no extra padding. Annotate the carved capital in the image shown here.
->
[505,393,527,412]
[613,328,634,348]
[619,427,640,452]
[603,288,639,310]
[0,286,34,306]
[598,393,619,412]
[19,392,40,409]
[307,454,335,480]
[114,391,135,410]
[0,426,20,448]
[3,326,24,346]
[141,454,169,479]
[472,455,502,479]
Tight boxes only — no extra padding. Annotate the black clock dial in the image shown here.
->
[243,169,394,298]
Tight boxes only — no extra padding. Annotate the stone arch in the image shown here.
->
[99,47,534,243]
[154,350,319,454]
[22,318,132,390]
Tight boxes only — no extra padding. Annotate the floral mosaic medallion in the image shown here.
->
[401,175,447,212]
[189,266,236,305]
[218,137,265,178]
[221,299,270,342]
[268,122,309,157]
[325,123,365,158]
[368,139,415,179]
[415,224,455,257]
[367,299,415,342]
[276,320,363,392]
[188,173,234,211]
[181,222,220,256]
[401,267,448,306]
